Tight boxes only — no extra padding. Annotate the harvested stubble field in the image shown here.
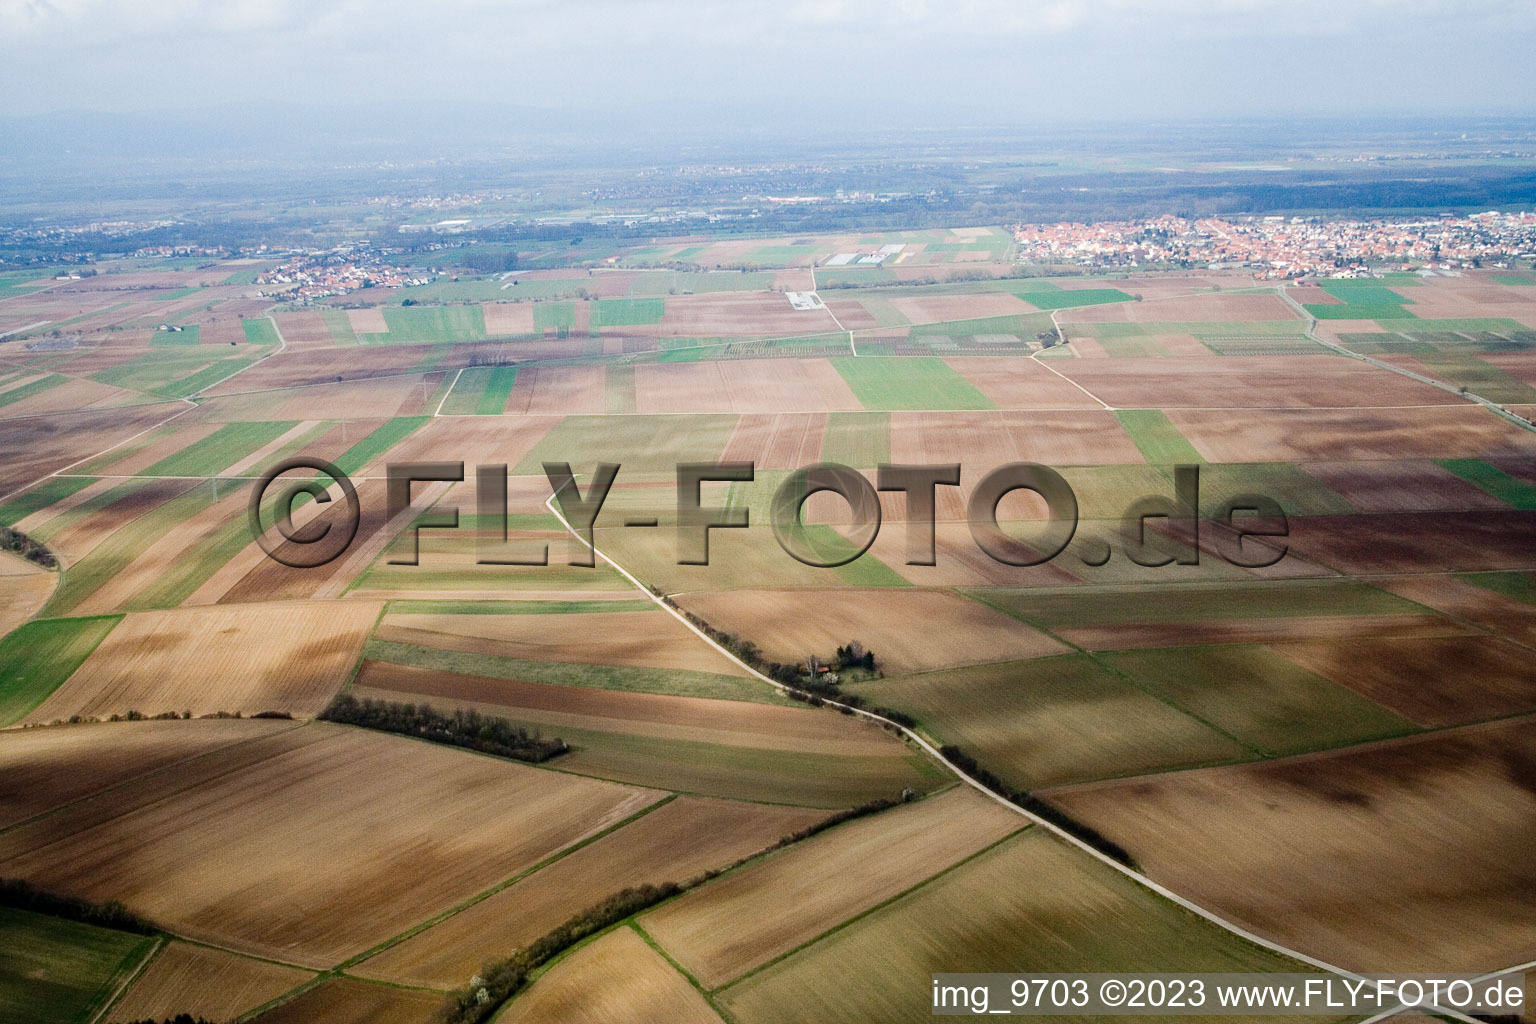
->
[373,606,751,676]
[246,977,443,1024]
[718,412,828,468]
[1272,633,1536,726]
[849,654,1249,788]
[942,356,1103,409]
[1056,292,1296,324]
[887,409,1147,465]
[715,828,1342,1024]
[499,925,723,1024]
[641,787,1024,990]
[1284,509,1536,575]
[0,722,657,966]
[673,588,1066,675]
[21,600,381,724]
[105,941,313,1024]
[1043,717,1536,973]
[356,795,825,988]
[1164,406,1536,463]
[0,718,290,828]
[634,359,862,414]
[350,660,938,805]
[0,402,183,496]
[0,551,55,643]
[1057,356,1453,408]
[1299,458,1510,513]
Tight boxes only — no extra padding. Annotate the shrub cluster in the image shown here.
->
[435,794,909,1024]
[320,694,566,763]
[437,884,680,1024]
[938,745,1137,869]
[115,1017,215,1024]
[0,877,157,935]
[0,524,55,569]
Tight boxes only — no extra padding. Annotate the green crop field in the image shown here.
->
[332,416,429,476]
[849,654,1246,788]
[321,308,358,345]
[138,421,297,478]
[854,296,910,327]
[0,272,53,299]
[1412,352,1536,404]
[1317,282,1413,305]
[0,908,156,1024]
[1457,570,1536,604]
[1437,458,1536,509]
[819,411,891,467]
[31,478,165,545]
[1200,462,1357,516]
[969,578,1420,629]
[119,486,258,611]
[222,268,262,285]
[1020,287,1136,311]
[908,312,1054,338]
[1102,646,1416,757]
[0,374,67,408]
[533,301,576,332]
[591,297,665,327]
[242,318,281,345]
[91,349,255,398]
[148,326,201,346]
[0,476,95,527]
[1395,317,1530,334]
[1491,273,1536,286]
[1114,409,1204,464]
[717,829,1322,1024]
[440,366,519,415]
[830,357,993,410]
[149,286,200,301]
[1305,303,1418,320]
[0,616,121,725]
[366,304,486,343]
[42,485,221,617]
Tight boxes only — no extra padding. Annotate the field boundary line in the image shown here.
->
[541,486,1408,989]
[338,793,677,975]
[1274,285,1536,437]
[87,932,165,1024]
[1028,309,1113,409]
[706,825,1031,996]
[434,366,465,416]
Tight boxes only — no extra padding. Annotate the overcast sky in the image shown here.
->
[3,0,1534,123]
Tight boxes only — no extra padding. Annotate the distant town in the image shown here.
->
[1012,210,1536,278]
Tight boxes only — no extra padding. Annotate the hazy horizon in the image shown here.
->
[4,0,1535,125]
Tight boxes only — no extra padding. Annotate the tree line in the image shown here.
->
[319,694,567,763]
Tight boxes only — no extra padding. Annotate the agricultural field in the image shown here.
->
[1043,718,1536,973]
[104,941,313,1024]
[0,907,157,1024]
[3,248,1535,1021]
